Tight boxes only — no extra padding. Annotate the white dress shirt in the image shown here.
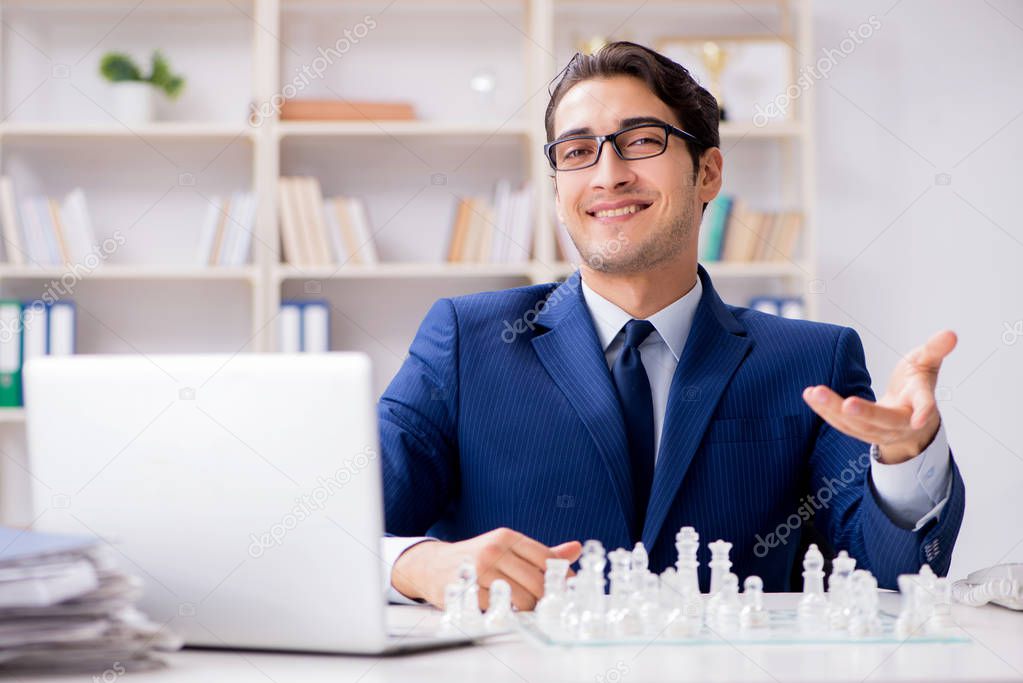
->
[383,274,953,601]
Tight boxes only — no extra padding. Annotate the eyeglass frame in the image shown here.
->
[543,120,704,172]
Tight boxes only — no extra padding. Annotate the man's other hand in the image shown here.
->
[391,527,582,610]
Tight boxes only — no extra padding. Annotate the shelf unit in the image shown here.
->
[0,0,816,405]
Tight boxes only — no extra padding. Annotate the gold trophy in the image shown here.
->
[700,41,729,121]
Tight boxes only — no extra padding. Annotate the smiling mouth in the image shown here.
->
[586,202,652,219]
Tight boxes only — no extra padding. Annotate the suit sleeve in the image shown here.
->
[379,298,460,536]
[808,326,966,589]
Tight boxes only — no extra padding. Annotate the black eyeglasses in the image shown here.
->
[544,122,702,172]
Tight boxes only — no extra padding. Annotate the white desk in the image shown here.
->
[16,594,1023,683]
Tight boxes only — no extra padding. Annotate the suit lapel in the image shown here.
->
[641,264,753,549]
[531,272,635,534]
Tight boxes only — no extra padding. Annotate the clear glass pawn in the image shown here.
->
[439,581,465,634]
[715,573,742,633]
[484,578,515,632]
[456,556,483,629]
[740,575,768,629]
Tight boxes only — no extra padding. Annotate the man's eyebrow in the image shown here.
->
[554,116,671,140]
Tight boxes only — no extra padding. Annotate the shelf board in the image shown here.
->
[275,262,535,281]
[0,122,257,141]
[0,408,25,423]
[276,120,532,139]
[0,265,260,281]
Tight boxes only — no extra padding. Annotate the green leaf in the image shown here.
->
[147,50,186,100]
[99,53,142,82]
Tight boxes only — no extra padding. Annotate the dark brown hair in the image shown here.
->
[545,41,720,172]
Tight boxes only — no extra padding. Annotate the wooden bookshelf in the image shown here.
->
[0,0,817,386]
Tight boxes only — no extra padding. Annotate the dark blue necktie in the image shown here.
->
[611,319,656,541]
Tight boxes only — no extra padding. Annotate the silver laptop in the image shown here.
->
[23,353,477,654]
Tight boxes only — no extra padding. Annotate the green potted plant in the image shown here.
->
[99,51,185,124]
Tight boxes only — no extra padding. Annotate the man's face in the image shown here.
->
[551,75,719,274]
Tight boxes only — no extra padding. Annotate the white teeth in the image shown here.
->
[593,204,644,218]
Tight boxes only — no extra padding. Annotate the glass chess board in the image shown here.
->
[516,609,970,647]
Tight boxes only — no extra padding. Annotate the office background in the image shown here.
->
[0,0,1019,585]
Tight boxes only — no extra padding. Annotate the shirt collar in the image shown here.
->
[580,274,703,362]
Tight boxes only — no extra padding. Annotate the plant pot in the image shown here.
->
[110,81,155,125]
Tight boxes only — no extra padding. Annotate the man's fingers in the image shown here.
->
[910,329,958,371]
[487,552,546,600]
[840,396,911,429]
[803,386,875,442]
[808,386,937,437]
[551,541,582,563]
[501,530,559,569]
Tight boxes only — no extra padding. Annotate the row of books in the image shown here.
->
[0,177,98,267]
[0,300,76,407]
[446,181,533,263]
[279,300,330,353]
[278,176,379,267]
[749,295,805,320]
[196,191,256,266]
[700,196,804,263]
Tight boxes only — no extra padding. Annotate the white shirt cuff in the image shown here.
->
[381,536,437,605]
[869,419,953,531]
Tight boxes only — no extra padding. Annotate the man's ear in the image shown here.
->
[697,147,724,205]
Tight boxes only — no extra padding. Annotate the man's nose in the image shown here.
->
[589,140,636,191]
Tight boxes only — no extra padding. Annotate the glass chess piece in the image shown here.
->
[483,579,516,632]
[740,575,768,630]
[706,539,733,629]
[675,526,701,596]
[715,573,742,633]
[847,570,882,637]
[456,557,483,630]
[439,581,465,635]
[576,540,607,640]
[535,558,570,637]
[797,544,828,633]
[606,547,641,638]
[827,550,857,630]
[637,572,664,637]
[926,577,954,635]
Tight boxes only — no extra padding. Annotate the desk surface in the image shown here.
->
[15,594,1023,683]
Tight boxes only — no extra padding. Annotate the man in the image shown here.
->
[380,42,964,610]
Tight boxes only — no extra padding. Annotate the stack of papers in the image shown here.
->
[0,526,182,674]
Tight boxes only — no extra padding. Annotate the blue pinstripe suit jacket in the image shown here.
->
[380,264,965,591]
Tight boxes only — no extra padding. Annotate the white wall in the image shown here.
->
[812,0,1023,578]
